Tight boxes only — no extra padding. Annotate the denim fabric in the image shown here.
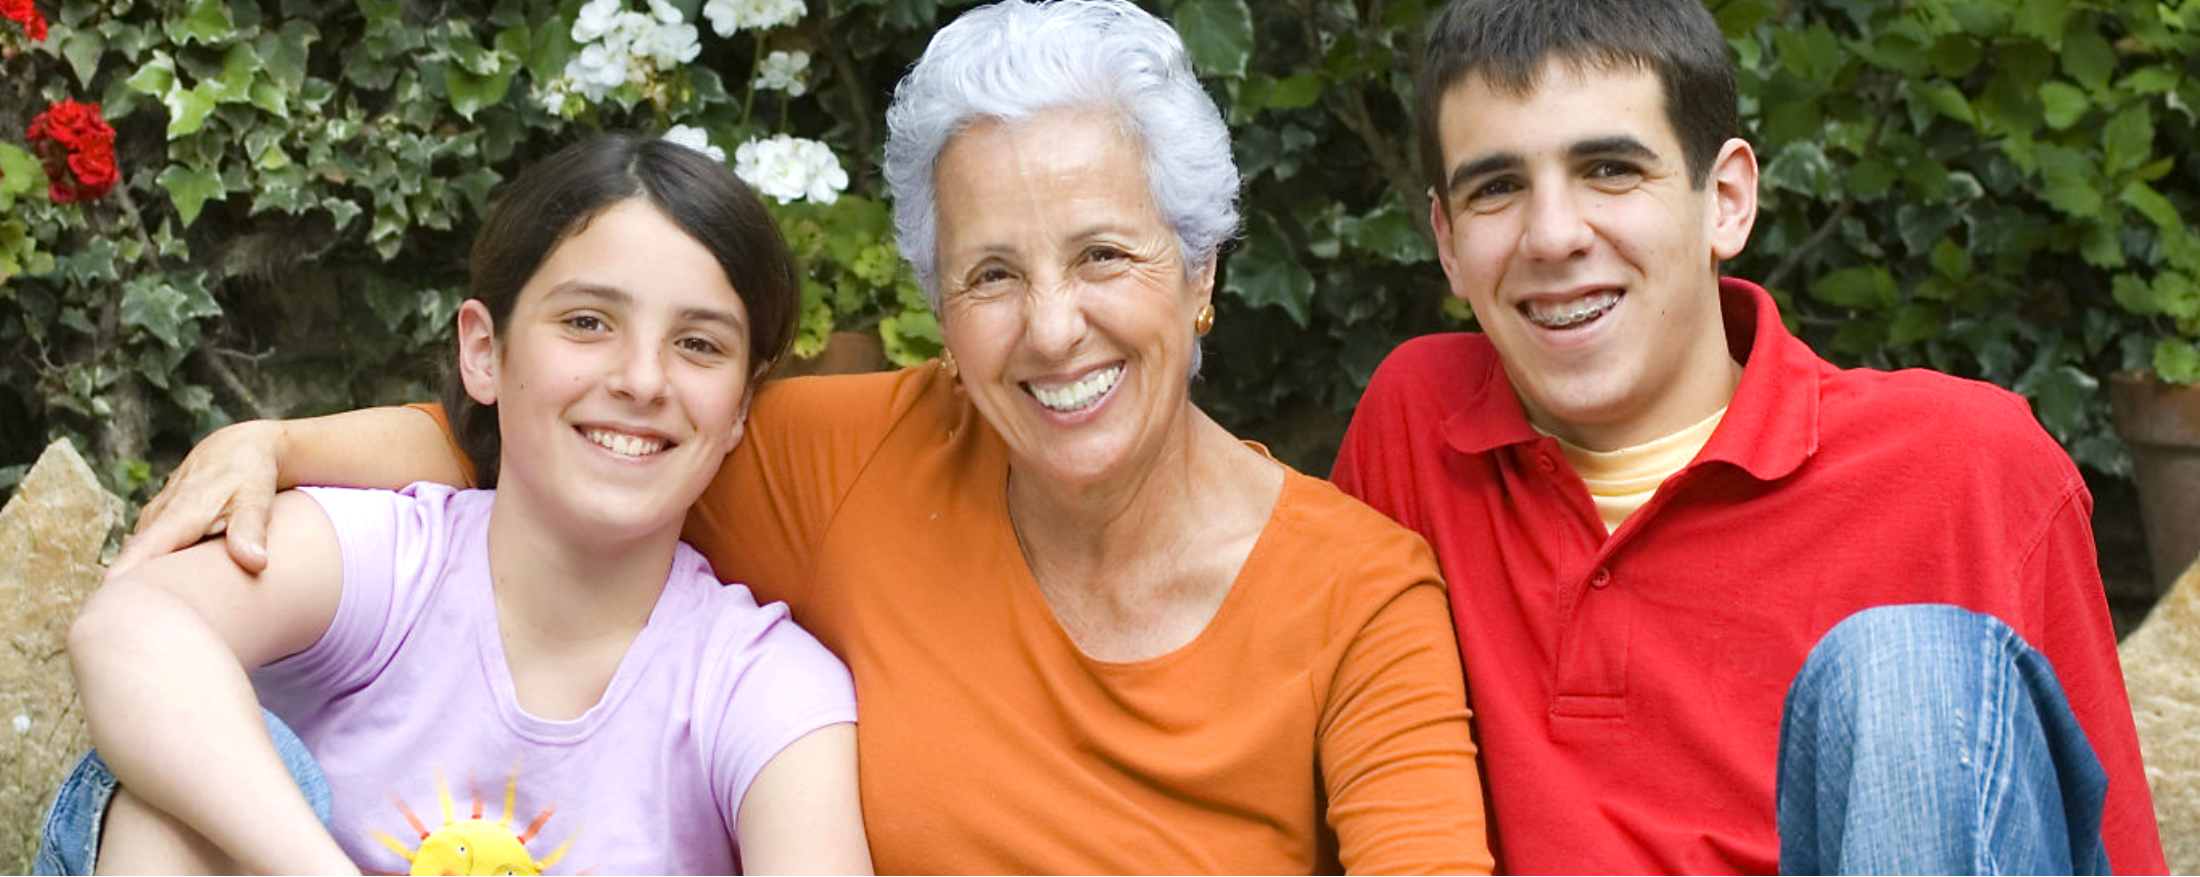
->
[1777,604,2110,875]
[33,710,331,875]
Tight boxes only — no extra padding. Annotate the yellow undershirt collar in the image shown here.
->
[1539,407,1729,534]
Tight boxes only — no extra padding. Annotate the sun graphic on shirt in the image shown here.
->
[369,761,579,876]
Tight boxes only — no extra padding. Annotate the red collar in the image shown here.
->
[1442,277,1820,482]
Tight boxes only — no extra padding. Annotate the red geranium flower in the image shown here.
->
[27,99,118,204]
[1,0,46,41]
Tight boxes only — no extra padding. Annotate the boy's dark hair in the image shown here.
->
[1416,0,1738,195]
[443,133,800,487]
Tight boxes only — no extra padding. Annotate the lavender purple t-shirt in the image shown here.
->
[252,483,855,874]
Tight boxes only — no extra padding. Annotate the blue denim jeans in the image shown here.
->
[1778,604,2111,875]
[33,710,331,875]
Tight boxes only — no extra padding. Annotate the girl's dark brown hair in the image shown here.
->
[442,133,799,487]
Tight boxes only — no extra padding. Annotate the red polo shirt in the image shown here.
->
[1333,278,2165,874]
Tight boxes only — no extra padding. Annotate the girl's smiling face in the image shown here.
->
[458,197,754,544]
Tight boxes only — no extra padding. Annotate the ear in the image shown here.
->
[1428,188,1467,298]
[1706,137,1758,262]
[456,299,501,406]
[1192,255,1218,311]
[724,365,769,450]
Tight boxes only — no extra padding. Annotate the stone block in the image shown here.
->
[0,439,122,873]
[2122,551,2200,874]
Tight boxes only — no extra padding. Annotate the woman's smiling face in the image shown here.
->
[931,108,1213,492]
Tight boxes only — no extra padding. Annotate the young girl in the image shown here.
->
[42,134,868,875]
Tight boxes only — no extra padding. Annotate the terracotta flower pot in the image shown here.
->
[2108,369,2200,596]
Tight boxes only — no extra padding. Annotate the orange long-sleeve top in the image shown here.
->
[428,362,1491,873]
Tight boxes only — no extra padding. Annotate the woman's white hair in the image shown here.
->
[883,0,1241,312]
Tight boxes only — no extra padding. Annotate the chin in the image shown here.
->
[570,487,688,539]
[1036,435,1152,488]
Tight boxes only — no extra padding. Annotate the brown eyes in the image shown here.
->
[958,245,1134,295]
[1469,179,1520,201]
[1588,161,1641,181]
[1466,162,1643,205]
[562,313,729,360]
[676,336,726,357]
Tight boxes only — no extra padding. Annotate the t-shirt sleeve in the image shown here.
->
[1317,529,1494,875]
[252,484,458,708]
[683,367,937,610]
[2017,481,2167,873]
[690,584,858,837]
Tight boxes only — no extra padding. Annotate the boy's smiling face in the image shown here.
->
[1429,59,1758,450]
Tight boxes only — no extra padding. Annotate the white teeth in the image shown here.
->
[1027,363,1124,413]
[584,428,667,457]
[1522,290,1621,330]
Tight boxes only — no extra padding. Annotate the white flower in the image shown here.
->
[608,9,656,54]
[663,125,726,162]
[568,41,630,98]
[648,0,683,23]
[572,0,624,43]
[754,49,811,96]
[701,0,741,36]
[735,134,847,204]
[702,0,804,36]
[536,76,578,114]
[756,0,806,29]
[642,20,701,69]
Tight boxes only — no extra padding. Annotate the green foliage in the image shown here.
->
[2,0,2197,495]
[1719,0,2200,475]
[0,0,929,501]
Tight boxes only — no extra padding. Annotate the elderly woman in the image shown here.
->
[114,0,1491,872]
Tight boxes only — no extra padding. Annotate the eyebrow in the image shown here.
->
[1569,135,1659,164]
[546,281,748,334]
[1445,152,1522,200]
[1444,135,1665,198]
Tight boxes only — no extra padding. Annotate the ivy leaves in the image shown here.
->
[1727,0,2200,474]
[1154,0,1453,462]
[1173,0,1253,78]
[4,0,2197,498]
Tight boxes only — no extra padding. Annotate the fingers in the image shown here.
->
[112,485,195,576]
[113,500,238,577]
[109,421,283,577]
[222,495,271,574]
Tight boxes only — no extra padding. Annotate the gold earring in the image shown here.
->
[940,347,959,380]
[1193,303,1216,336]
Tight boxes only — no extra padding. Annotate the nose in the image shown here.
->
[1519,185,1594,262]
[1022,277,1089,359]
[605,337,668,403]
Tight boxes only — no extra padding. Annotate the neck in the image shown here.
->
[483,485,681,648]
[1005,404,1283,662]
[1544,354,1743,452]
[1007,406,1268,585]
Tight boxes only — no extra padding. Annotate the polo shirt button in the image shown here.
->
[1537,453,1556,473]
[1590,567,1612,589]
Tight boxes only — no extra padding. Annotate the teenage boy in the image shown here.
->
[1331,0,2166,872]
